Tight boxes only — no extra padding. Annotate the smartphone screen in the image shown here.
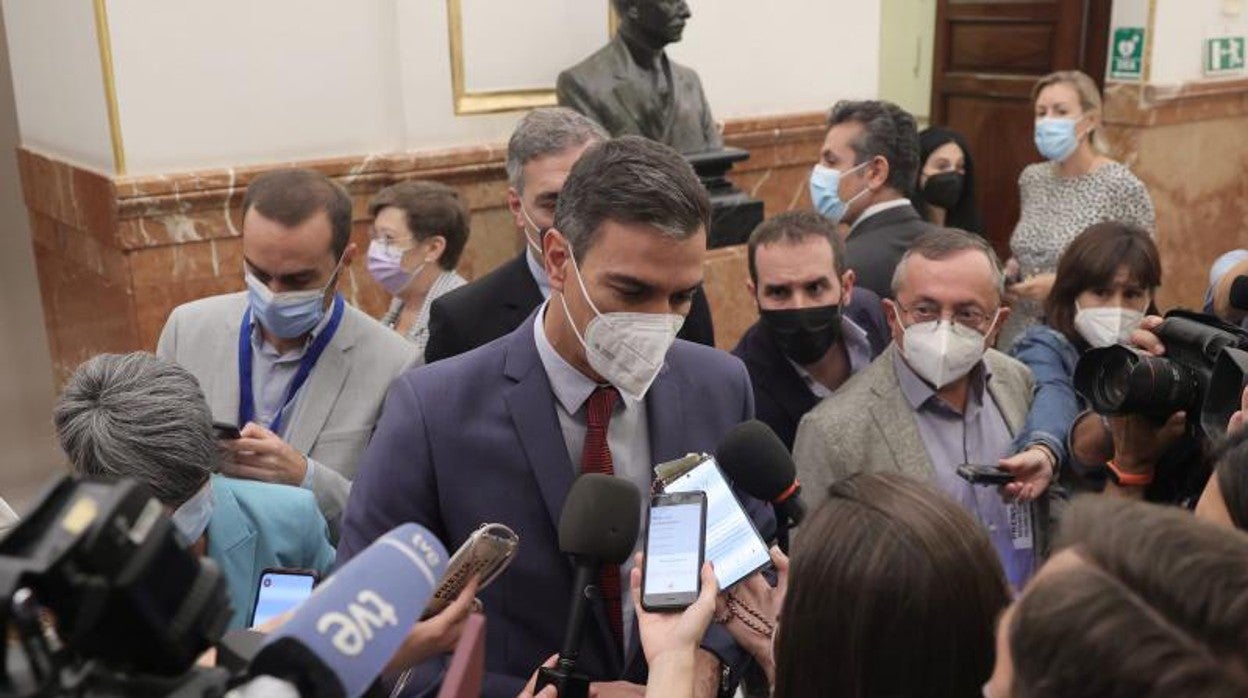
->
[666,457,771,589]
[642,492,706,611]
[250,569,316,628]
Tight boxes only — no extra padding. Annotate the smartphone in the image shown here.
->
[664,456,770,590]
[957,464,1016,487]
[213,421,242,441]
[642,491,707,612]
[249,568,318,628]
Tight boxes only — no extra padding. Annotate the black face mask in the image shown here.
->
[759,305,843,365]
[922,171,964,210]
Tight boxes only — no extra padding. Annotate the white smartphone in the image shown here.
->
[664,456,771,589]
[642,491,707,611]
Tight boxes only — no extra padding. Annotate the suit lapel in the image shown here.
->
[753,327,819,426]
[867,346,933,480]
[284,309,355,453]
[645,361,688,465]
[212,302,246,424]
[206,478,258,622]
[986,352,1027,436]
[501,316,576,534]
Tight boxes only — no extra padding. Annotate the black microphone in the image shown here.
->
[716,420,804,552]
[1230,275,1248,312]
[536,473,641,698]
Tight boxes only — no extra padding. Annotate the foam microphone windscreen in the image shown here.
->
[1230,275,1248,312]
[716,419,797,502]
[249,523,448,698]
[558,473,641,564]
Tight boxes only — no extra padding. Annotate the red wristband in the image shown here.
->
[1106,459,1153,487]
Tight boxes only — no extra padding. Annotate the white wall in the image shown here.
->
[877,0,936,125]
[5,0,881,176]
[1110,0,1248,86]
[0,4,65,512]
[2,0,115,173]
[670,0,880,119]
[1149,0,1248,84]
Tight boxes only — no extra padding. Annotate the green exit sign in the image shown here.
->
[1206,36,1246,76]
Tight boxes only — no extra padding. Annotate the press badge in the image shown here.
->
[1008,502,1034,551]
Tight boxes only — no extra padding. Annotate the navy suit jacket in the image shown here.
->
[339,311,773,697]
[731,289,890,450]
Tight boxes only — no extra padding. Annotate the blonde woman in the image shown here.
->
[1002,70,1154,348]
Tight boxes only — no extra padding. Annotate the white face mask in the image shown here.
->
[171,480,215,546]
[559,251,684,401]
[1073,303,1144,348]
[896,307,998,389]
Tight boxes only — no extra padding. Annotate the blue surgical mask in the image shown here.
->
[172,480,215,546]
[245,258,343,339]
[1034,117,1081,162]
[809,161,870,224]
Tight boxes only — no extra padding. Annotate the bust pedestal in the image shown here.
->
[686,148,765,248]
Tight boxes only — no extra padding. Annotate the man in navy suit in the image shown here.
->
[339,136,772,697]
[732,211,889,450]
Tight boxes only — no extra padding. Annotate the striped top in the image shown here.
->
[380,269,467,365]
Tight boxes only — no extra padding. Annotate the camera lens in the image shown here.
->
[1075,347,1202,416]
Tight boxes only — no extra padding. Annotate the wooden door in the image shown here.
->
[930,0,1111,258]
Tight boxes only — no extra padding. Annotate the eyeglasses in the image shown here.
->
[369,228,414,257]
[896,301,994,330]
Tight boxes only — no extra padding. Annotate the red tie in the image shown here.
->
[580,385,624,652]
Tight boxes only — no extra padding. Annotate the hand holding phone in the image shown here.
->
[213,421,242,441]
[957,463,1017,487]
[642,491,707,612]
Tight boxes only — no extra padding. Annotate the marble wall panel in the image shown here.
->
[19,112,826,384]
[1103,81,1248,312]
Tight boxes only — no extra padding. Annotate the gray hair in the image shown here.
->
[505,107,609,193]
[891,228,1006,299]
[554,135,710,260]
[54,352,219,506]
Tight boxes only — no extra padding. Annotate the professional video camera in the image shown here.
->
[0,476,233,697]
[1073,310,1248,439]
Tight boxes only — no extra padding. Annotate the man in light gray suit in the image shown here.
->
[794,230,1047,590]
[557,0,720,154]
[158,169,417,538]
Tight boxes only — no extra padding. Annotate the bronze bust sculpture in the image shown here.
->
[557,0,722,154]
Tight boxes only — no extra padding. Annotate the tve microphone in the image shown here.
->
[247,523,448,698]
[717,419,805,552]
[536,473,641,698]
[1230,275,1248,312]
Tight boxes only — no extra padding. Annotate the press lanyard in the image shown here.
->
[237,295,345,436]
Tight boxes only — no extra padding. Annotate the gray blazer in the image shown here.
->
[157,292,418,533]
[793,344,1048,545]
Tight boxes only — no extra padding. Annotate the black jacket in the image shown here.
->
[731,288,890,450]
[844,204,939,299]
[425,251,715,363]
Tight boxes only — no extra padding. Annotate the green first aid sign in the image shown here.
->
[1110,27,1145,80]
[1206,36,1246,76]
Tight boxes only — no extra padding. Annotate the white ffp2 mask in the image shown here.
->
[897,308,998,389]
[560,252,683,401]
[1073,304,1144,348]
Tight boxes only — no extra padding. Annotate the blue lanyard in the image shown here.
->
[237,295,345,435]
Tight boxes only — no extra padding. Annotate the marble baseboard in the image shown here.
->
[1103,81,1248,312]
[19,111,824,383]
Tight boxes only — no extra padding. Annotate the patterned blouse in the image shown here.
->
[1001,161,1155,348]
[381,269,467,365]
